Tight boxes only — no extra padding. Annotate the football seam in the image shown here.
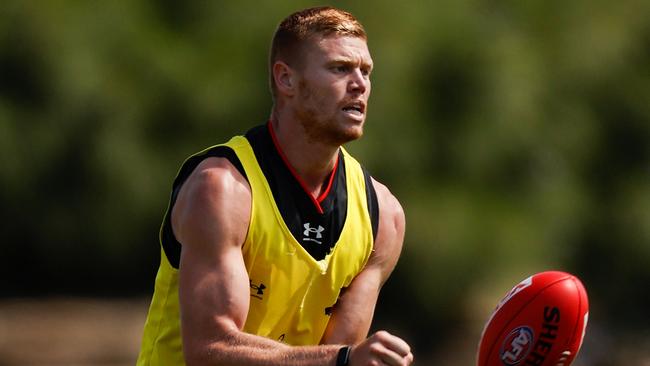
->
[566,277,583,353]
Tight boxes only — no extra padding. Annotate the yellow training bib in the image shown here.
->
[137,133,374,364]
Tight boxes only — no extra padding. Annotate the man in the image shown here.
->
[138,6,414,366]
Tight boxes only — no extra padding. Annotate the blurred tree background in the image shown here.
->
[1,1,648,365]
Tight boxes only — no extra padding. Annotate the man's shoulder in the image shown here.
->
[361,177,405,279]
[370,178,404,220]
[171,155,252,250]
[183,156,250,197]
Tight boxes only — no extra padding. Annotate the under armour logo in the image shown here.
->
[250,280,266,300]
[303,223,325,244]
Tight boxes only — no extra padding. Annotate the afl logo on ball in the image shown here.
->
[500,326,534,365]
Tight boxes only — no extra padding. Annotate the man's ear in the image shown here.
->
[273,61,296,97]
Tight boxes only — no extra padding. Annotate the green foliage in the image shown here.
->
[1,1,648,364]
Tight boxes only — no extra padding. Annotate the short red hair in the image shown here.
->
[269,7,367,99]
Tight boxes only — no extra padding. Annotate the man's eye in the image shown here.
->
[333,65,348,73]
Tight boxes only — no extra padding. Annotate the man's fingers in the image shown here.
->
[378,347,411,366]
[373,331,411,357]
[352,331,413,366]
[366,331,413,365]
[368,342,399,365]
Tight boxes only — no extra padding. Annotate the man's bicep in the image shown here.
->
[178,239,251,337]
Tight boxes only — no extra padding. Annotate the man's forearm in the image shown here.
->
[185,330,343,366]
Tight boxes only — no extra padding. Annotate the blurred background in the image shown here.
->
[1,1,648,365]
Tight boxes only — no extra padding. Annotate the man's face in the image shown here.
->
[292,35,373,146]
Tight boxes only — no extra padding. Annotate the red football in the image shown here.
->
[477,271,589,366]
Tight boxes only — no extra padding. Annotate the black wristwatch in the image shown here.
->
[336,346,351,366]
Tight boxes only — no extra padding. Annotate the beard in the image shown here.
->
[295,79,364,146]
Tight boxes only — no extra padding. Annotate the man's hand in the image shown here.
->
[350,331,414,366]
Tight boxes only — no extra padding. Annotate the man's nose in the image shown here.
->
[348,69,368,94]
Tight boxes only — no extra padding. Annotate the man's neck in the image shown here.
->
[269,116,339,199]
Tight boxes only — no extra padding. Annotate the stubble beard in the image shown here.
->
[296,79,363,147]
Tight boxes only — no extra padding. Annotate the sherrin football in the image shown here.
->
[477,271,589,366]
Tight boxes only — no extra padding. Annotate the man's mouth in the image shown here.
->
[342,102,365,117]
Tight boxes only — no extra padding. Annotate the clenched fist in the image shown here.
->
[350,331,414,366]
